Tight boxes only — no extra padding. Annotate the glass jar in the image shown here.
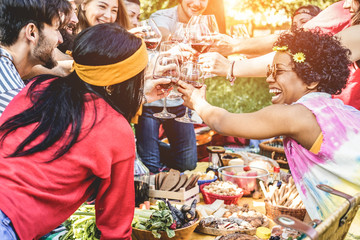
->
[206,146,226,176]
[134,146,150,207]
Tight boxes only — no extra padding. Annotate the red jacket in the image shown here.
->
[0,79,135,240]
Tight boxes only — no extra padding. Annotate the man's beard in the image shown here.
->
[33,33,57,69]
[58,28,76,54]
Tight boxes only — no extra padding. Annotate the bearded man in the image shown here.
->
[0,0,72,116]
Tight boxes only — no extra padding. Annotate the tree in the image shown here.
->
[140,0,177,20]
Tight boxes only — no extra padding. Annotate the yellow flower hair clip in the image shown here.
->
[292,52,306,63]
[273,45,306,64]
[272,46,288,52]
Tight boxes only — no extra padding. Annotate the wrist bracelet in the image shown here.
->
[226,60,236,85]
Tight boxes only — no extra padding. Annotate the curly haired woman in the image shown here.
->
[179,29,360,222]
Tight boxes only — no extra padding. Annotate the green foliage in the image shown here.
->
[140,0,177,20]
[229,0,338,17]
[204,76,271,113]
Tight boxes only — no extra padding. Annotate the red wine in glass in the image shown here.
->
[185,80,203,88]
[145,39,160,50]
[191,42,212,54]
[153,75,179,90]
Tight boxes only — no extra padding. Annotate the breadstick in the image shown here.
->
[279,185,296,205]
[279,184,286,199]
[294,200,303,209]
[259,181,269,199]
[289,176,294,186]
[289,195,302,208]
[273,188,278,204]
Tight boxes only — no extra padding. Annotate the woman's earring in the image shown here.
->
[105,86,113,95]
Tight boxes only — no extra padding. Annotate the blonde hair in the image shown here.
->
[77,0,130,32]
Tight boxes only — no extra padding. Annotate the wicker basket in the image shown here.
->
[274,185,360,240]
[200,183,244,205]
[265,200,307,221]
[259,138,288,169]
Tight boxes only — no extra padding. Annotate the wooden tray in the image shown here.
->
[149,184,200,205]
[195,214,269,236]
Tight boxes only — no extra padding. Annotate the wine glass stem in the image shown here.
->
[185,107,190,118]
[163,96,168,112]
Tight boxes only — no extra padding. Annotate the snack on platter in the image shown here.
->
[214,233,259,240]
[196,202,269,236]
[196,171,216,181]
[222,152,279,172]
[203,181,243,196]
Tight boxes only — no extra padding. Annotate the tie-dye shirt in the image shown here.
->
[284,92,360,220]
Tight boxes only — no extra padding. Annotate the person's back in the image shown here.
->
[0,76,135,239]
[0,23,149,239]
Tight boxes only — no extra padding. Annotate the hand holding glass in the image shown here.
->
[152,53,180,119]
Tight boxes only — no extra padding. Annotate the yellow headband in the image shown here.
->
[73,40,148,86]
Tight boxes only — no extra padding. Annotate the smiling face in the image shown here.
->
[180,0,209,20]
[125,1,140,28]
[64,1,79,35]
[266,52,315,105]
[82,0,118,26]
[32,18,63,69]
[343,0,360,17]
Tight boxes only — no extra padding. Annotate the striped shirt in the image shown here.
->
[0,48,25,116]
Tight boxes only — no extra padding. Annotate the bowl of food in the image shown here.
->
[196,171,218,186]
[200,181,244,205]
[132,211,200,240]
[218,166,269,196]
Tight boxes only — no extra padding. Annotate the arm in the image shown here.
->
[335,25,360,62]
[23,60,73,79]
[199,52,274,77]
[211,33,279,56]
[177,81,321,149]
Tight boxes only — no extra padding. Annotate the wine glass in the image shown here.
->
[138,19,162,59]
[152,46,180,119]
[230,24,250,39]
[186,22,213,60]
[160,41,183,100]
[169,22,187,43]
[175,61,204,123]
[186,22,214,81]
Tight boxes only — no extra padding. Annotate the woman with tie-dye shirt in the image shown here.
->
[178,29,360,225]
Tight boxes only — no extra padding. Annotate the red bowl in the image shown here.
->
[200,182,244,205]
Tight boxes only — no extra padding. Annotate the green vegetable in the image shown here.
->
[132,201,175,238]
[60,205,100,240]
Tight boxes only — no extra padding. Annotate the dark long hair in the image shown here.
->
[0,0,72,46]
[0,23,144,160]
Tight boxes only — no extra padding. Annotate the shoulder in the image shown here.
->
[150,6,177,19]
[150,6,178,28]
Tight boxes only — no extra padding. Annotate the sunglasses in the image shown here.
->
[267,64,293,79]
